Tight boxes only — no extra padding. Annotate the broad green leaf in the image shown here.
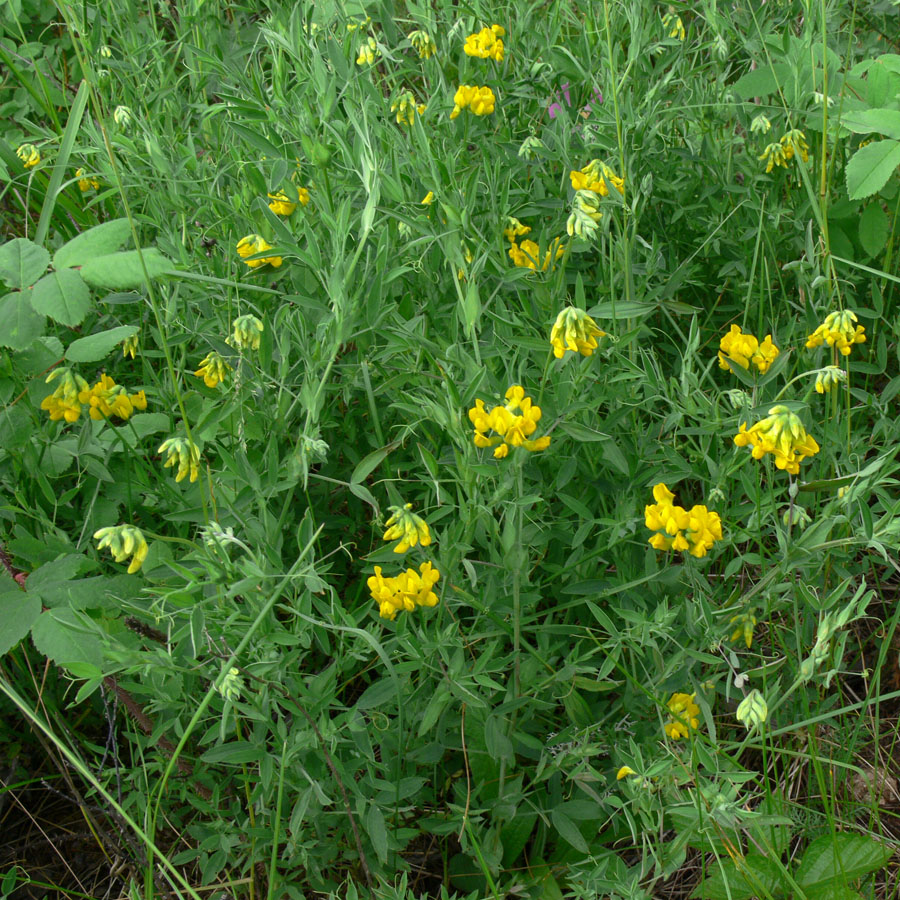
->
[0,589,41,656]
[0,290,45,349]
[30,268,91,326]
[116,413,171,449]
[30,607,104,670]
[350,442,398,485]
[841,109,900,140]
[691,855,784,900]
[501,812,536,867]
[0,238,50,289]
[859,202,890,257]
[732,64,791,100]
[365,804,389,865]
[66,325,139,363]
[846,139,900,201]
[795,833,893,890]
[226,121,283,159]
[550,808,589,853]
[199,741,264,764]
[53,218,132,269]
[79,248,174,290]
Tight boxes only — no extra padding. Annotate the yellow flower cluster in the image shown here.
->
[267,186,310,215]
[550,307,606,359]
[158,437,201,483]
[383,503,431,553]
[806,309,866,356]
[17,143,40,168]
[122,335,139,359]
[79,374,147,421]
[664,692,700,740]
[450,85,495,119]
[468,385,551,459]
[734,405,820,475]
[717,324,779,374]
[463,24,505,62]
[194,351,232,388]
[644,483,723,558]
[356,36,380,66]
[40,368,89,423]
[368,561,440,621]
[729,612,757,649]
[815,365,846,394]
[408,29,436,59]
[94,525,148,574]
[236,234,282,268]
[569,159,625,197]
[229,314,264,352]
[391,91,426,126]
[508,236,564,271]
[76,167,99,191]
[759,129,809,173]
[662,10,685,40]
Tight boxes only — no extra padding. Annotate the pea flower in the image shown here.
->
[229,314,264,352]
[733,405,820,475]
[94,525,149,574]
[158,436,201,483]
[644,483,723,558]
[463,25,505,62]
[194,351,232,388]
[236,234,282,268]
[122,334,139,359]
[76,167,99,191]
[806,310,866,356]
[760,129,809,173]
[567,190,603,239]
[113,105,133,128]
[750,114,772,134]
[718,324,779,374]
[16,143,40,168]
[40,368,89,423]
[664,692,700,739]
[383,503,431,553]
[729,612,757,649]
[569,160,625,197]
[356,36,380,66]
[508,236,565,272]
[468,385,551,459]
[267,185,310,215]
[550,307,606,359]
[503,217,531,242]
[408,29,436,59]
[662,9,685,40]
[421,191,435,205]
[815,365,847,394]
[450,85,495,119]
[219,667,243,703]
[367,561,440,621]
[518,135,544,159]
[78,374,147,421]
[391,91,426,126]
[99,45,113,58]
[736,690,767,730]
[616,766,637,780]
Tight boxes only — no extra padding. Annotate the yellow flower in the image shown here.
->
[806,310,866,357]
[450,85,495,119]
[356,36,379,66]
[194,351,232,388]
[733,405,820,475]
[367,561,440,621]
[781,129,809,164]
[229,314,264,352]
[94,525,149,574]
[421,191,435,205]
[815,365,846,394]
[158,436,201,483]
[391,91,427,126]
[508,236,565,272]
[662,10,685,40]
[40,368,89,423]
[383,503,431,553]
[76,167,99,191]
[550,307,606,359]
[267,185,310,215]
[664,692,700,740]
[78,374,146,421]
[113,105,133,128]
[408,29,436,59]
[616,765,637,780]
[463,24,505,62]
[569,160,625,197]
[729,612,757,649]
[122,334,139,359]
[503,217,531,242]
[717,324,779,374]
[468,385,551,459]
[236,234,282,268]
[16,143,40,168]
[644,483,722,558]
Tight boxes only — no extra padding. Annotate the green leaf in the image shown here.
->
[365,804,389,865]
[0,589,41,656]
[841,109,900,140]
[691,855,784,900]
[30,268,91,326]
[550,808,588,853]
[859,203,890,257]
[732,63,791,100]
[846,139,900,201]
[226,121,284,159]
[0,238,50,289]
[53,218,133,269]
[30,608,104,670]
[350,442,398,485]
[0,290,45,349]
[79,248,174,290]
[66,325,139,363]
[199,741,265,764]
[795,834,893,891]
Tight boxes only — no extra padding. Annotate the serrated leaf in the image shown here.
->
[841,109,900,140]
[859,203,890,257]
[30,268,91,326]
[795,833,893,890]
[0,589,41,656]
[0,290,45,349]
[846,139,900,201]
[66,325,139,363]
[53,218,132,269]
[0,238,50,289]
[31,607,104,670]
[79,248,174,290]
